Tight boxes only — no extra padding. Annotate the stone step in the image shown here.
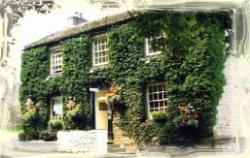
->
[120,144,138,153]
[108,144,128,153]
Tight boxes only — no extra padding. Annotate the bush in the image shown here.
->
[64,105,88,130]
[151,112,168,123]
[157,123,179,145]
[39,130,57,141]
[48,119,64,132]
[21,109,45,140]
[18,132,27,141]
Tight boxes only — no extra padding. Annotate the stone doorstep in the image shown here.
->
[114,140,135,145]
[119,144,139,154]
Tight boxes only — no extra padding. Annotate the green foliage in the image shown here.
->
[39,120,63,141]
[151,112,168,123]
[7,124,23,133]
[157,122,179,145]
[18,132,27,141]
[20,11,230,144]
[20,36,92,140]
[64,104,89,130]
[48,119,64,132]
[21,109,45,140]
[39,130,57,141]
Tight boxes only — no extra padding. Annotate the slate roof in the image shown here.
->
[24,11,134,50]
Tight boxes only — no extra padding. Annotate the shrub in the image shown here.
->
[18,132,27,141]
[48,119,64,132]
[64,104,88,130]
[157,122,179,145]
[39,130,57,141]
[21,110,43,140]
[151,112,168,123]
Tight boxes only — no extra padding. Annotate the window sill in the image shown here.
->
[90,64,109,73]
[45,73,63,81]
[143,53,162,63]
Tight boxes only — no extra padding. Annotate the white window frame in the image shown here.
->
[50,47,63,75]
[50,96,63,120]
[92,35,109,67]
[146,83,168,118]
[145,34,167,56]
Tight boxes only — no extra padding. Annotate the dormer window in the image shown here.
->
[92,36,109,66]
[50,47,63,75]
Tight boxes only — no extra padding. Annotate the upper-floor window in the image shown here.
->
[50,96,63,120]
[147,83,168,114]
[50,47,63,75]
[92,36,109,66]
[145,35,166,56]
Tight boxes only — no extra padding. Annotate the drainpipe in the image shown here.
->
[90,92,95,129]
[107,102,113,142]
[89,88,100,129]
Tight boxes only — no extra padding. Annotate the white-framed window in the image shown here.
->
[50,97,63,120]
[147,83,168,114]
[92,35,109,66]
[50,48,63,75]
[145,35,166,56]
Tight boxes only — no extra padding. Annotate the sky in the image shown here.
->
[15,0,134,48]
[9,0,135,77]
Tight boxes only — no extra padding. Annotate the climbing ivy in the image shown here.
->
[20,10,231,144]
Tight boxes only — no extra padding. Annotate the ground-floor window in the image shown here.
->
[50,96,63,119]
[147,83,168,114]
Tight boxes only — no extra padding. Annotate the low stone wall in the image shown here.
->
[57,130,107,153]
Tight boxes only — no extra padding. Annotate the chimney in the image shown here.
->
[68,12,87,27]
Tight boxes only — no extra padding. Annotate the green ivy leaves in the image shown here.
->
[20,11,230,144]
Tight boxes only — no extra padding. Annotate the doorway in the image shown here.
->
[95,91,113,143]
[95,101,108,129]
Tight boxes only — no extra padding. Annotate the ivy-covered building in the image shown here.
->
[20,10,231,145]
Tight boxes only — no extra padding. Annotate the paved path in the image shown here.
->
[0,131,247,158]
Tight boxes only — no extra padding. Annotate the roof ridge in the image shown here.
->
[24,11,134,50]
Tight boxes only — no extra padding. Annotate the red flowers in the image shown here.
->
[174,102,200,127]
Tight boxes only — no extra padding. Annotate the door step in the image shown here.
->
[108,144,128,154]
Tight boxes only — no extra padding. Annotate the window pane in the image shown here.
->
[153,93,158,100]
[149,94,153,100]
[52,97,63,119]
[51,50,63,74]
[159,93,163,100]
[93,36,108,65]
[148,84,167,112]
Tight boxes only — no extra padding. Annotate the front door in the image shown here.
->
[96,101,108,129]
[95,91,113,143]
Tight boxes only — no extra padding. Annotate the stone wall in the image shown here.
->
[215,55,250,139]
[57,130,107,153]
[112,112,137,153]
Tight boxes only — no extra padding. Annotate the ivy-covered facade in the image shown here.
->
[20,11,231,145]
